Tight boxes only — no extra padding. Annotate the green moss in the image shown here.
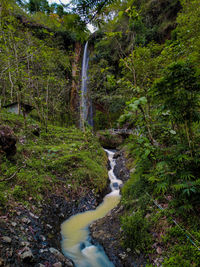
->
[0,111,108,208]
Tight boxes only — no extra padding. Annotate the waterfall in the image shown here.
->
[80,42,93,129]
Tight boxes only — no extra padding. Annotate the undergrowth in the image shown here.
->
[120,133,200,265]
[0,111,108,209]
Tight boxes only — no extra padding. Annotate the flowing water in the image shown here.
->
[80,42,93,129]
[61,149,122,267]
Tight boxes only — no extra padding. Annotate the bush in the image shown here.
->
[121,211,152,251]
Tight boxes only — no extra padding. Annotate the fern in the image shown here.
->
[156,182,168,193]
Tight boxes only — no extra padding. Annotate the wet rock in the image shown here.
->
[0,125,17,156]
[2,236,12,243]
[113,151,130,183]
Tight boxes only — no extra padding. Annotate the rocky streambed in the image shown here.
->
[0,190,105,267]
[0,150,140,267]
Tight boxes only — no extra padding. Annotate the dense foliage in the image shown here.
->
[87,0,200,264]
[0,0,88,127]
[1,0,200,265]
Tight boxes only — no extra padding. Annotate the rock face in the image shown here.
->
[0,125,17,156]
[113,151,130,184]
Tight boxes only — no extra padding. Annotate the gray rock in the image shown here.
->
[21,241,30,247]
[119,252,127,260]
[11,222,17,227]
[6,248,13,257]
[53,262,62,267]
[46,224,53,229]
[40,235,46,241]
[21,217,31,224]
[29,212,39,219]
[2,236,11,243]
[39,249,48,253]
[19,248,33,261]
[49,248,73,266]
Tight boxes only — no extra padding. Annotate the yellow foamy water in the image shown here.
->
[62,192,120,249]
[61,192,120,267]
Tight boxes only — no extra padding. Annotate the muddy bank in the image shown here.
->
[90,150,146,266]
[0,188,109,267]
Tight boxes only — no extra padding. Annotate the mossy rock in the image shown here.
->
[96,130,123,148]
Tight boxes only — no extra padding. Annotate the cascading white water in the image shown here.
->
[80,42,93,129]
[61,149,122,267]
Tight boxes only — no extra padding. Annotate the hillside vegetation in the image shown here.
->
[87,0,200,265]
[0,0,200,266]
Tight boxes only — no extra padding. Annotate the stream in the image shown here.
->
[61,149,123,267]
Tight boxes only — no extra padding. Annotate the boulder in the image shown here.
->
[0,125,17,156]
[96,131,123,148]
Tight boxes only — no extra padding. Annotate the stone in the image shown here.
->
[46,224,52,229]
[2,236,12,243]
[64,259,73,267]
[49,248,73,267]
[49,248,65,261]
[22,217,31,224]
[53,262,62,267]
[156,247,162,254]
[38,264,45,267]
[119,252,127,260]
[11,222,17,227]
[40,235,46,241]
[39,249,48,253]
[0,258,4,266]
[29,212,39,219]
[19,248,33,261]
[21,241,30,247]
[6,248,13,257]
